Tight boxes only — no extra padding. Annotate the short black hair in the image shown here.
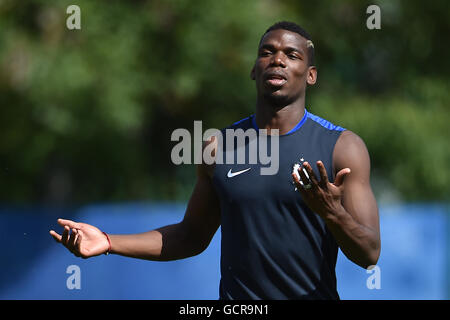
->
[259,21,315,66]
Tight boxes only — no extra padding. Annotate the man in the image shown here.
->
[50,21,380,300]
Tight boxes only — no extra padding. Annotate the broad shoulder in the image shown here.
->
[333,130,371,175]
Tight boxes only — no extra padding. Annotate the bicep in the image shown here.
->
[180,164,221,249]
[334,131,379,234]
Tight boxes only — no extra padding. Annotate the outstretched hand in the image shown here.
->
[292,160,351,220]
[49,219,109,258]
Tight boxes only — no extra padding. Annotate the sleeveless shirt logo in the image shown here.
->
[292,157,310,191]
[227,168,252,178]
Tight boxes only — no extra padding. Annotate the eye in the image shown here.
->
[259,50,271,57]
[288,54,298,60]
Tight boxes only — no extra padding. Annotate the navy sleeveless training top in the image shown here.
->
[212,109,345,300]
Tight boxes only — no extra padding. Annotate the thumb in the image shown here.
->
[334,168,351,187]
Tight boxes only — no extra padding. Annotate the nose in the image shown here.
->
[270,51,286,68]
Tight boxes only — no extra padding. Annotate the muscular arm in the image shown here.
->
[50,144,221,261]
[292,130,380,269]
[327,130,381,268]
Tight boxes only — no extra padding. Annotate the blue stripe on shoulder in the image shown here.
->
[307,112,345,131]
[233,116,251,126]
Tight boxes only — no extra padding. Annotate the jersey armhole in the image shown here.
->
[331,129,347,181]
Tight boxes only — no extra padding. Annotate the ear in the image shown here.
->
[306,66,317,85]
[250,65,256,80]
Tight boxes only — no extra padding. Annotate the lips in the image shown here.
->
[264,72,287,87]
[266,78,287,86]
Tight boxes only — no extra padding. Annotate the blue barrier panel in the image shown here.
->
[0,203,448,299]
[336,204,448,300]
[0,203,221,300]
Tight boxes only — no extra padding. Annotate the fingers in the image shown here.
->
[334,168,351,187]
[291,162,315,196]
[298,166,312,189]
[57,219,81,229]
[293,164,316,198]
[61,225,70,245]
[75,230,83,252]
[316,161,329,188]
[292,169,301,187]
[49,230,62,243]
[302,162,319,190]
[54,225,81,256]
[50,218,87,258]
[292,161,332,195]
[67,229,79,254]
[292,172,309,198]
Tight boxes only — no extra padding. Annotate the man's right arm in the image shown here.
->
[50,161,221,261]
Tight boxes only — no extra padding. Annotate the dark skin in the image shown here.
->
[252,29,380,267]
[251,29,317,135]
[50,29,380,269]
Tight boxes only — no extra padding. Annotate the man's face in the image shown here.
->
[252,29,316,105]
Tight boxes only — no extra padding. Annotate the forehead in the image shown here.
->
[259,29,307,51]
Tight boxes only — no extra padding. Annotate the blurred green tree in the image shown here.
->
[0,0,448,205]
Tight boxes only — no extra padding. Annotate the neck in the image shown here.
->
[254,95,306,135]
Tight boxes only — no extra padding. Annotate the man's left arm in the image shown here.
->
[292,130,381,269]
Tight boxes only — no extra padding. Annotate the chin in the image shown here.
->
[264,91,290,106]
